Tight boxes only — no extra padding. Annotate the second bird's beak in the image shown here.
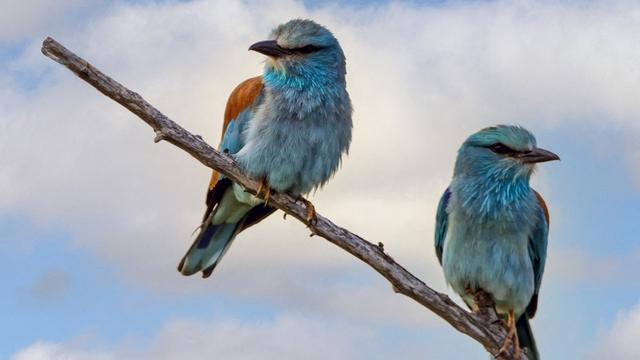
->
[519,147,560,164]
[249,40,292,58]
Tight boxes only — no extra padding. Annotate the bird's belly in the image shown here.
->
[265,140,336,194]
[442,225,534,315]
[237,119,344,195]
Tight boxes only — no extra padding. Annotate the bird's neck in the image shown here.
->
[262,64,346,118]
[450,171,534,225]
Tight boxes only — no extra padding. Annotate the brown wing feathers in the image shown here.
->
[206,77,264,193]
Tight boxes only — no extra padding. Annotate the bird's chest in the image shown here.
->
[237,109,345,194]
[442,206,535,314]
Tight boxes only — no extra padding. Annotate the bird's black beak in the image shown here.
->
[249,40,292,58]
[519,147,560,164]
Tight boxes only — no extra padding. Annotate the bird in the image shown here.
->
[434,125,558,359]
[177,19,352,278]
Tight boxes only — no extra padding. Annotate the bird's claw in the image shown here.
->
[257,177,272,206]
[497,340,520,359]
[464,285,474,296]
[496,310,520,359]
[296,196,318,226]
[305,200,317,226]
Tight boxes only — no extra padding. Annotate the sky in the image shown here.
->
[1,0,639,359]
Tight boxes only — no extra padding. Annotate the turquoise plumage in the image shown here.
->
[435,125,558,359]
[177,19,352,278]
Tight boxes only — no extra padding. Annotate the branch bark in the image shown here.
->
[41,37,526,360]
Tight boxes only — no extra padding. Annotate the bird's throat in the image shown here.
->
[452,174,533,224]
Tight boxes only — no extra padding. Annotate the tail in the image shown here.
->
[516,314,539,360]
[177,221,239,278]
[178,180,277,279]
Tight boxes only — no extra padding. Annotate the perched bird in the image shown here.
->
[177,19,352,278]
[434,125,558,359]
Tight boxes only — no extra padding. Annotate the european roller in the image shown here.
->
[177,19,352,278]
[434,125,558,359]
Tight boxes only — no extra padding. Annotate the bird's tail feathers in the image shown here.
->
[177,219,239,278]
[516,314,539,360]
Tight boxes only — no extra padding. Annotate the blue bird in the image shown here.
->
[177,19,352,278]
[434,125,558,359]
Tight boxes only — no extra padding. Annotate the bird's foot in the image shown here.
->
[256,177,272,205]
[463,286,481,313]
[297,196,317,226]
[496,310,520,359]
[473,289,495,309]
[464,285,474,295]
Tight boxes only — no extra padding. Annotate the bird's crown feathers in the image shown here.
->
[464,125,537,152]
[270,19,338,50]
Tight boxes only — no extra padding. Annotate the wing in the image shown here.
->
[202,76,264,223]
[526,190,550,318]
[434,188,451,266]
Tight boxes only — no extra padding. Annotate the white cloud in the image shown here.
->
[545,247,640,287]
[592,301,640,360]
[7,315,389,360]
[141,314,368,360]
[10,341,112,360]
[10,312,484,360]
[0,0,96,43]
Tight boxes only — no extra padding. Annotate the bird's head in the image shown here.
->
[249,19,346,83]
[454,125,560,181]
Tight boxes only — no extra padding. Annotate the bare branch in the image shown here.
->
[41,36,526,360]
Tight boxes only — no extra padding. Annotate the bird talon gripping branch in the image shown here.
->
[297,196,317,226]
[496,310,520,359]
[256,177,272,205]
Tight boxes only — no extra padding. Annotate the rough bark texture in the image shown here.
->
[41,36,527,360]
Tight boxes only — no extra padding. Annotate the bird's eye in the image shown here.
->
[488,143,515,155]
[291,44,322,54]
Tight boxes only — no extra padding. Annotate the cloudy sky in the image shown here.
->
[1,0,640,359]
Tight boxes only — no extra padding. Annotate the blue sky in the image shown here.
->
[1,0,640,359]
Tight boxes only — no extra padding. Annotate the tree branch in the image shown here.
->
[41,37,525,360]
